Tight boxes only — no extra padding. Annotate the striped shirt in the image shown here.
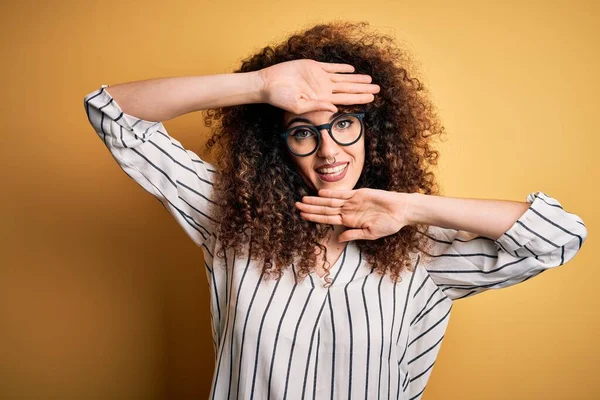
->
[83,85,588,400]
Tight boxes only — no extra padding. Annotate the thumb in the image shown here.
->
[339,229,366,243]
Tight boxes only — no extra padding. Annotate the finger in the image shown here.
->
[299,212,343,225]
[332,82,380,94]
[317,189,355,200]
[318,62,355,73]
[295,202,341,215]
[329,93,375,105]
[330,74,373,84]
[301,196,345,207]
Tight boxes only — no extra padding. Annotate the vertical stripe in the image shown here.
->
[377,274,385,399]
[301,291,331,400]
[327,292,336,400]
[249,275,282,399]
[208,261,221,322]
[396,255,420,345]
[209,249,234,400]
[266,265,299,400]
[225,250,252,400]
[312,329,321,400]
[395,256,419,400]
[282,288,316,400]
[343,249,363,399]
[361,272,372,398]
[386,280,397,400]
[235,269,266,399]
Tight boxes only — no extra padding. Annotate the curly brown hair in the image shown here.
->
[203,20,446,286]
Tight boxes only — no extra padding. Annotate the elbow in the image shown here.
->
[556,217,588,267]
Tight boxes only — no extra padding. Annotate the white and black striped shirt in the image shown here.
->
[84,85,588,400]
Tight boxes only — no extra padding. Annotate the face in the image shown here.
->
[282,108,365,192]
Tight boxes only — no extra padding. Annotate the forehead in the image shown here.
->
[282,105,362,124]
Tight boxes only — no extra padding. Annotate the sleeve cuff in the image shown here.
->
[494,191,584,257]
[85,85,162,143]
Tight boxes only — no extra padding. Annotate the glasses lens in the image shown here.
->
[285,114,363,156]
[331,114,362,144]
[286,127,319,156]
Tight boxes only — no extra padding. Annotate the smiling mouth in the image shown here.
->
[315,163,349,175]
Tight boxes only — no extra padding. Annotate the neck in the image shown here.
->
[323,224,347,244]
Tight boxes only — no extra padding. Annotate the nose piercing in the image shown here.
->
[325,157,336,165]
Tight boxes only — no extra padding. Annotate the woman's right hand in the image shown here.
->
[257,59,380,114]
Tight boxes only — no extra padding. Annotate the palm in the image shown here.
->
[339,189,407,240]
[258,59,380,114]
[341,195,398,239]
[295,188,410,242]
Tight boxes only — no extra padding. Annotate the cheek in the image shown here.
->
[293,158,311,173]
[293,161,318,190]
[352,141,366,166]
[290,157,315,181]
[353,147,366,177]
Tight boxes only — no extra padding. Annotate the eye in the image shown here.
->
[291,128,315,139]
[335,119,354,129]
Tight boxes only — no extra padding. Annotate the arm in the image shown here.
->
[83,83,228,251]
[84,74,264,356]
[101,72,265,122]
[410,191,587,300]
[405,193,532,240]
[84,62,378,250]
[83,72,270,251]
[294,188,587,300]
[100,59,381,121]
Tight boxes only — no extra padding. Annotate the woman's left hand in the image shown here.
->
[294,188,413,242]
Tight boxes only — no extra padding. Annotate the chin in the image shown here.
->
[311,176,359,192]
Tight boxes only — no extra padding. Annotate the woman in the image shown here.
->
[83,21,587,400]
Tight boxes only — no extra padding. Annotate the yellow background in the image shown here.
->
[1,0,598,398]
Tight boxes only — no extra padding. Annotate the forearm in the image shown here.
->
[103,72,265,122]
[405,193,531,240]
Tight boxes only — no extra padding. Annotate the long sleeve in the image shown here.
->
[419,191,588,301]
[83,85,219,250]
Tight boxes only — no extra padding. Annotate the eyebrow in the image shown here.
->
[284,111,343,129]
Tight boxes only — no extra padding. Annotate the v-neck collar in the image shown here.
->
[309,241,351,288]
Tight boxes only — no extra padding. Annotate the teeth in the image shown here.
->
[316,163,347,174]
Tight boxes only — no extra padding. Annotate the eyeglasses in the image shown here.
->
[279,112,366,157]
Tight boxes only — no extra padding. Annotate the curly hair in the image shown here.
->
[203,20,446,286]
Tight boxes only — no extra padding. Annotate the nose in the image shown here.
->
[316,127,339,160]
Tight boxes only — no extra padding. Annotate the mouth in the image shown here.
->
[315,162,349,182]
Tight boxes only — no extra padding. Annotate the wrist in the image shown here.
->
[404,192,425,226]
[249,70,266,103]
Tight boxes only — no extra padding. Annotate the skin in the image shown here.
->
[280,63,531,247]
[283,108,367,243]
[282,109,366,193]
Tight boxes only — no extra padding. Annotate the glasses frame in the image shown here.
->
[279,112,366,157]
